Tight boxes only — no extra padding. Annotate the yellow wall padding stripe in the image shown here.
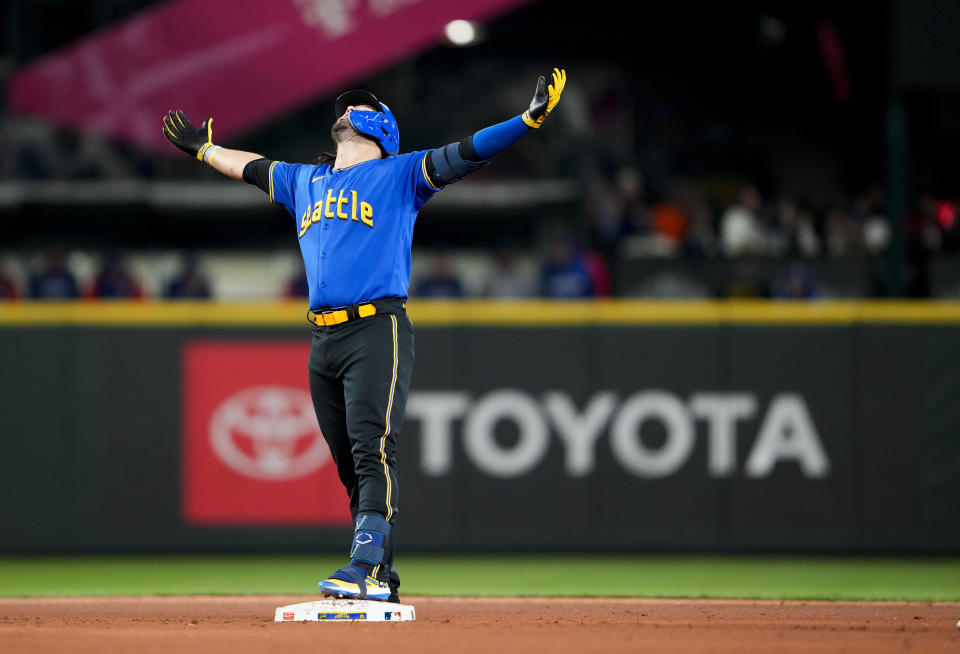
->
[0,301,309,326]
[379,315,398,521]
[402,300,960,325]
[3,300,960,326]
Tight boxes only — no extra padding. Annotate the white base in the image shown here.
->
[275,599,416,622]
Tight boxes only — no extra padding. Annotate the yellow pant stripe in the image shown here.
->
[379,315,398,521]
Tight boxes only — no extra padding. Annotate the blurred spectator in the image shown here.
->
[908,193,944,255]
[89,252,144,299]
[720,184,766,257]
[936,200,960,252]
[582,251,613,297]
[587,177,625,256]
[683,197,718,258]
[164,256,213,299]
[484,243,535,298]
[616,167,652,236]
[286,260,309,299]
[862,218,891,256]
[823,206,860,258]
[854,185,890,256]
[541,235,594,298]
[769,197,820,258]
[905,193,941,297]
[650,193,689,251]
[29,247,80,299]
[0,271,18,299]
[415,253,465,298]
[772,262,820,299]
[588,166,651,265]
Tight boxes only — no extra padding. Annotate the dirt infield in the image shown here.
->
[1,596,959,654]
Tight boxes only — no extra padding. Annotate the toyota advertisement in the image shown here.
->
[182,341,350,526]
[0,323,956,552]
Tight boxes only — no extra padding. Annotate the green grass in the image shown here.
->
[0,555,958,601]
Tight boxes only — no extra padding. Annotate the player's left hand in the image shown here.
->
[522,68,566,129]
[162,109,215,160]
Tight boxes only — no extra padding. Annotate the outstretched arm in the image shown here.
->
[162,110,262,180]
[424,68,566,188]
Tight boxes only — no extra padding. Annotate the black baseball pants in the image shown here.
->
[307,299,413,593]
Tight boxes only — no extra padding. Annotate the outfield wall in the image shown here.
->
[1,300,958,553]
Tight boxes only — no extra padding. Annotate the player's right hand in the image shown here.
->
[522,68,566,129]
[162,110,214,160]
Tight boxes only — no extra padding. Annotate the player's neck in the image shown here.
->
[333,141,382,170]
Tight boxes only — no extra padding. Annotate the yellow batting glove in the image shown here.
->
[162,110,217,162]
[522,68,566,129]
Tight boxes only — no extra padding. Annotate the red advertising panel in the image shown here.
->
[9,0,531,150]
[182,340,351,526]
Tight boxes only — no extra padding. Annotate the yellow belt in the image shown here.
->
[307,302,377,327]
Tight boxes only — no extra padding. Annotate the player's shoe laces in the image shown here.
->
[318,565,391,601]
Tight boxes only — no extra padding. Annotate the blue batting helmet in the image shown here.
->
[334,90,399,156]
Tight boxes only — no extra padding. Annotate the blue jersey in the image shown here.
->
[269,151,440,309]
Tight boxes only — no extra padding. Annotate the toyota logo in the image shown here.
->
[208,386,330,480]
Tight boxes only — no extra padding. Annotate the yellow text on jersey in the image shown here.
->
[299,189,374,238]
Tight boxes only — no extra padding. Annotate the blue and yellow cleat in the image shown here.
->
[318,565,391,601]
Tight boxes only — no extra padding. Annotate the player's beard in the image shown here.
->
[331,118,368,146]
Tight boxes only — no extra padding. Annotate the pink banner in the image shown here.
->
[9,0,531,150]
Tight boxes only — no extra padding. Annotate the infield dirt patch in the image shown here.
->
[1,596,958,653]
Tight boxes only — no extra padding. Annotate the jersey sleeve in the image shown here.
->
[393,150,441,210]
[267,161,306,214]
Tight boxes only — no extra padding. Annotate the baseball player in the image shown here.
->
[163,68,566,603]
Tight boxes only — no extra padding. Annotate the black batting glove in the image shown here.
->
[162,110,215,160]
[522,68,566,129]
